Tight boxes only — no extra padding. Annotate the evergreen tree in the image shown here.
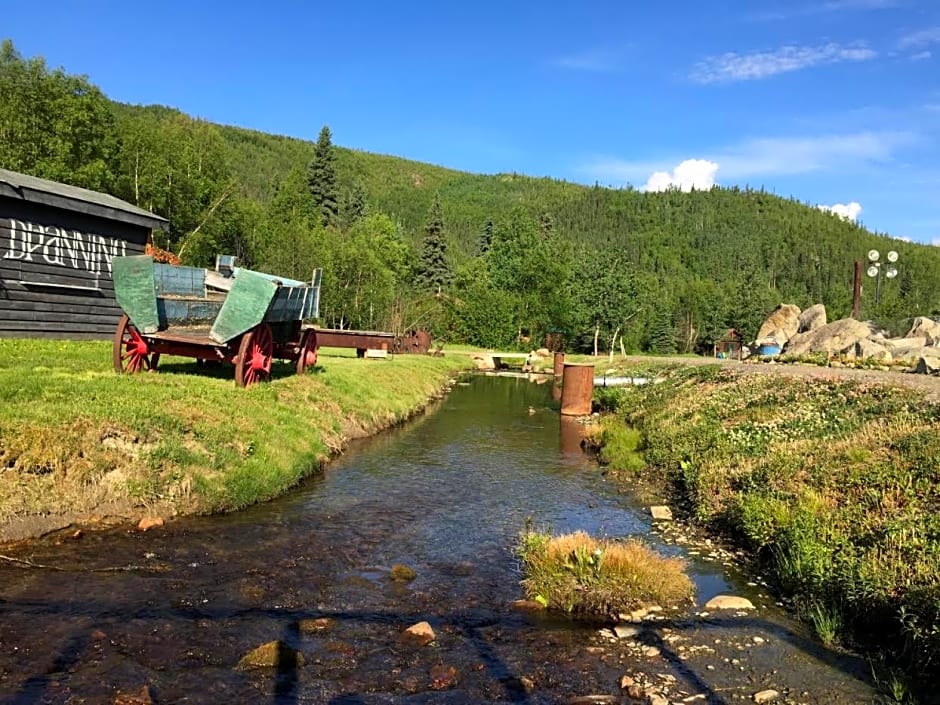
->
[308,125,339,228]
[341,181,368,229]
[416,193,452,293]
[478,218,494,255]
[648,309,678,354]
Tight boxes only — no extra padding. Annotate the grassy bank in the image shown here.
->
[0,340,474,537]
[595,365,940,698]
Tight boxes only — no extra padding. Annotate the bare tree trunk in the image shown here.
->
[593,324,600,357]
[608,325,621,364]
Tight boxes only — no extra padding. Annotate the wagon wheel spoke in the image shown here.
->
[296,330,318,375]
[235,324,274,387]
[113,314,151,375]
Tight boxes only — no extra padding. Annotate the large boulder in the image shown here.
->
[783,318,873,357]
[853,339,892,362]
[905,317,940,345]
[797,304,827,333]
[894,345,940,363]
[756,304,801,344]
[885,336,930,350]
[915,356,940,375]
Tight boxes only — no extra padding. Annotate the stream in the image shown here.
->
[0,375,878,704]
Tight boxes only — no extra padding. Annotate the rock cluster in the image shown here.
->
[754,305,940,374]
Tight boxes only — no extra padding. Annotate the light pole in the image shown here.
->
[866,249,899,304]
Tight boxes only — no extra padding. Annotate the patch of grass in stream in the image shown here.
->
[593,364,940,698]
[0,339,474,525]
[517,529,693,615]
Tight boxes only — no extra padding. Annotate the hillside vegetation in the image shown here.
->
[3,39,939,352]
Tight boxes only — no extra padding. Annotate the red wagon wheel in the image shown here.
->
[235,323,274,387]
[296,329,318,375]
[113,314,153,374]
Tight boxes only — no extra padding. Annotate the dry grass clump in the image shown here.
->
[518,529,693,615]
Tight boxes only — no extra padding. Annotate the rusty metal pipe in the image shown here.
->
[560,363,593,416]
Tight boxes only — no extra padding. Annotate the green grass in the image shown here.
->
[517,529,693,615]
[593,365,940,696]
[0,339,473,525]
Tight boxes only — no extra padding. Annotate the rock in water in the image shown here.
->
[113,686,155,705]
[704,595,755,610]
[137,516,164,531]
[650,505,673,521]
[401,621,436,646]
[237,640,304,670]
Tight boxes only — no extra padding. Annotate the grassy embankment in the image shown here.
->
[0,340,474,534]
[592,364,940,698]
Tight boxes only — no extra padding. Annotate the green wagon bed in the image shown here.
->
[111,255,321,386]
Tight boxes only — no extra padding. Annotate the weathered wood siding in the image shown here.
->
[0,199,150,339]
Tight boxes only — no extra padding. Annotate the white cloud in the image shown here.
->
[899,26,940,49]
[932,238,940,247]
[582,130,913,185]
[818,202,863,221]
[910,50,933,61]
[691,43,876,83]
[643,159,719,192]
[716,131,911,178]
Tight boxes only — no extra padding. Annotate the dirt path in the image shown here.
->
[616,355,940,402]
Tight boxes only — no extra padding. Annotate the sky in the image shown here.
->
[3,0,940,244]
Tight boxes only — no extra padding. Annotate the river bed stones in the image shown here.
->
[649,505,673,521]
[704,595,756,611]
[236,640,304,670]
[400,621,435,646]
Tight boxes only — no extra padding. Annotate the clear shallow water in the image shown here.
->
[0,376,874,704]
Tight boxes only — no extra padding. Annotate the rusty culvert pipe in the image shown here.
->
[560,363,594,416]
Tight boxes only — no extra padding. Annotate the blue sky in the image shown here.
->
[4,0,940,243]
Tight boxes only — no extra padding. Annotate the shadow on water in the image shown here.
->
[0,376,878,704]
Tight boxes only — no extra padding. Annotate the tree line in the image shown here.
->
[3,38,939,353]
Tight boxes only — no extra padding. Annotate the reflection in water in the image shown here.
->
[0,376,875,704]
[558,415,587,457]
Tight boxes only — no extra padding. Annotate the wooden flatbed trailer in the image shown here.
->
[309,327,431,357]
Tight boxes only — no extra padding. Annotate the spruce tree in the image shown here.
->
[341,181,368,229]
[308,125,339,228]
[416,193,452,294]
[649,309,677,354]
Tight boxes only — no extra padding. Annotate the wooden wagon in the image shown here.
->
[111,255,321,386]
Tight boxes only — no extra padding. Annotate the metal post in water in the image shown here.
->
[553,352,566,377]
[552,352,566,400]
[560,363,594,416]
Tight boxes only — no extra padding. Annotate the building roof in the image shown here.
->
[0,167,168,230]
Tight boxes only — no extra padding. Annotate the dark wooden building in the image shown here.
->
[0,168,168,339]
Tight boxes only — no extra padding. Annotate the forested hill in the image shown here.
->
[3,39,939,352]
